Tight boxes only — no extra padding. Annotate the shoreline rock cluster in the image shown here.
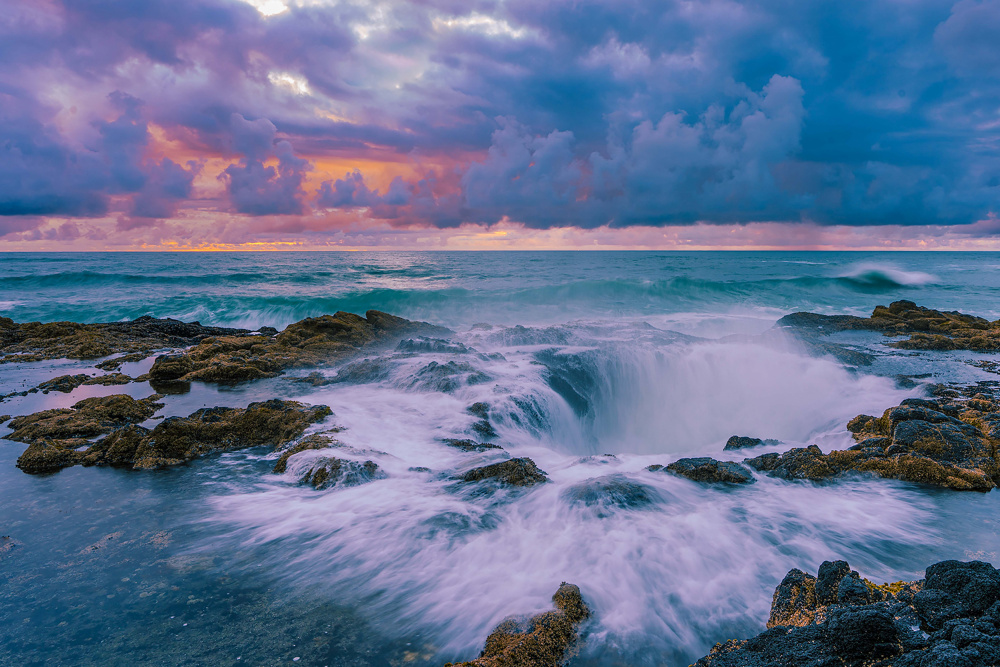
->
[696,559,1000,667]
[445,583,590,667]
[778,299,1000,352]
[148,310,449,384]
[11,397,330,473]
[0,315,265,363]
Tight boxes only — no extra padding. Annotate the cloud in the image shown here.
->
[0,0,998,245]
[220,113,311,215]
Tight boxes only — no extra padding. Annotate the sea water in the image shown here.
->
[3,251,1000,666]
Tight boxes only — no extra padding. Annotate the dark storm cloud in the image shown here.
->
[1,0,998,230]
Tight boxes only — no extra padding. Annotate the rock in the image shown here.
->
[0,414,11,424]
[272,434,337,473]
[6,394,163,444]
[16,439,87,473]
[0,315,260,364]
[37,374,91,393]
[745,445,837,481]
[724,436,764,450]
[695,559,1000,667]
[561,474,656,513]
[408,360,491,392]
[445,582,589,667]
[396,337,471,354]
[776,300,1000,353]
[148,310,450,384]
[442,439,504,453]
[467,402,498,439]
[654,457,755,484]
[743,391,1000,492]
[298,457,383,489]
[17,399,331,473]
[461,458,548,487]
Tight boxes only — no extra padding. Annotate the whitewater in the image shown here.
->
[4,251,1000,666]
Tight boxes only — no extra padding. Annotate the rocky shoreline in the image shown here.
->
[695,558,1000,667]
[5,302,1000,665]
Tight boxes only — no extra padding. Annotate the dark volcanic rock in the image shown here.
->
[461,457,548,487]
[148,310,450,384]
[445,582,589,667]
[725,436,765,450]
[695,558,1000,667]
[649,457,755,484]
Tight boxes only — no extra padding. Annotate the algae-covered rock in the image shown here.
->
[272,434,337,473]
[745,445,837,481]
[15,399,331,473]
[652,457,755,484]
[776,300,1000,353]
[123,399,332,469]
[445,583,590,667]
[0,315,259,363]
[6,394,163,444]
[16,439,88,473]
[461,458,548,487]
[298,457,383,489]
[148,310,449,384]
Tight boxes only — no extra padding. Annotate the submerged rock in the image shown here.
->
[649,457,755,484]
[0,315,259,364]
[148,310,449,384]
[461,458,548,487]
[695,559,1000,667]
[445,582,590,667]
[298,456,383,489]
[442,438,504,453]
[562,474,656,512]
[777,300,1000,352]
[272,434,337,473]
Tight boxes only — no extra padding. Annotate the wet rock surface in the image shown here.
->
[445,582,590,667]
[777,300,1000,352]
[148,310,449,384]
[7,394,163,444]
[744,389,1000,491]
[298,456,383,489]
[562,474,657,513]
[696,559,1000,667]
[650,457,755,484]
[460,457,548,487]
[0,315,258,363]
[12,398,331,473]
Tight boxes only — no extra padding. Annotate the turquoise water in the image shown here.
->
[3,251,1000,330]
[4,251,1000,666]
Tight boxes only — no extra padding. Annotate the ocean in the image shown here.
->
[3,251,1000,666]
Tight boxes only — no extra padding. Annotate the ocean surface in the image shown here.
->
[3,251,1000,666]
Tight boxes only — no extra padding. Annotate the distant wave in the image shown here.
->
[835,263,938,289]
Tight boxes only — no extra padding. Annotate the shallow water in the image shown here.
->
[4,251,1000,665]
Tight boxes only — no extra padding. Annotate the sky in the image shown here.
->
[0,0,998,250]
